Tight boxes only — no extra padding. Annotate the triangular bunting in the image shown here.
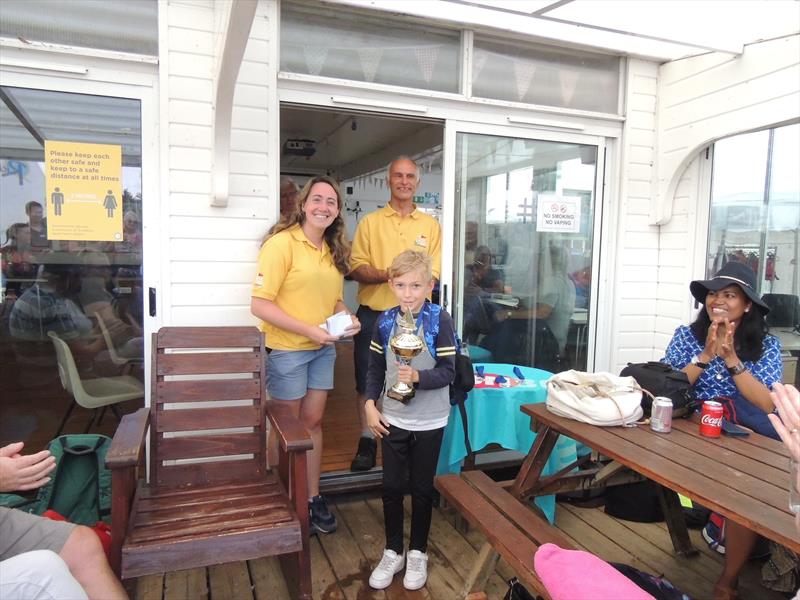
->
[513,59,536,102]
[472,48,489,81]
[559,70,579,106]
[415,46,440,84]
[303,46,328,76]
[357,47,384,82]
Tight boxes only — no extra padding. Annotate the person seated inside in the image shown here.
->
[482,243,575,370]
[0,442,128,599]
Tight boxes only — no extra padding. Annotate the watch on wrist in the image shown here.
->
[726,362,747,376]
[691,355,709,369]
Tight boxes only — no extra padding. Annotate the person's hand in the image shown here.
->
[305,325,340,346]
[0,442,56,493]
[703,320,720,359]
[396,364,418,385]
[342,314,361,338]
[365,401,390,438]
[768,383,800,460]
[717,318,739,364]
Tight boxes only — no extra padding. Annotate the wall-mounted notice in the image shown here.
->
[44,140,122,241]
[536,195,580,233]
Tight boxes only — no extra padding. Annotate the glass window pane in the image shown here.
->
[281,1,460,93]
[0,0,158,56]
[708,130,770,280]
[1,86,144,448]
[473,37,620,113]
[455,132,597,372]
[708,123,800,386]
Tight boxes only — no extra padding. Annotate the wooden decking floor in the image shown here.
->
[126,492,784,600]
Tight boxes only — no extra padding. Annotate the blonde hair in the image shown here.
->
[264,175,351,274]
[388,250,432,281]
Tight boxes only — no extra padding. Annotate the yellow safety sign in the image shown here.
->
[44,140,123,241]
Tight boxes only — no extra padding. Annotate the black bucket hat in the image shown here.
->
[690,261,770,315]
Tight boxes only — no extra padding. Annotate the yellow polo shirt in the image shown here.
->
[350,204,441,311]
[251,224,343,351]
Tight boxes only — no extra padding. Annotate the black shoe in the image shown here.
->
[309,495,337,534]
[350,437,377,471]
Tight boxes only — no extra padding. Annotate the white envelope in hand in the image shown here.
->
[322,311,352,337]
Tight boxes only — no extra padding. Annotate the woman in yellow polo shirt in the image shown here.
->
[251,175,360,535]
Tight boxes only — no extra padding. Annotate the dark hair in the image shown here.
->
[25,201,43,215]
[263,175,350,275]
[689,302,768,362]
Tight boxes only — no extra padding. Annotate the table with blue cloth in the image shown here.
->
[436,363,579,524]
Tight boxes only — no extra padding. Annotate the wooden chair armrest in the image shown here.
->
[106,407,150,469]
[266,401,313,452]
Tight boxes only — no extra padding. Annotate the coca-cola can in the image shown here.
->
[650,397,673,433]
[700,400,723,437]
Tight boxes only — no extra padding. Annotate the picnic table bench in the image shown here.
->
[436,470,575,599]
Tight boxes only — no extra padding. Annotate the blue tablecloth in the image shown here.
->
[436,363,578,523]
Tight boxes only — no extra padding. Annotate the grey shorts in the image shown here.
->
[0,507,76,561]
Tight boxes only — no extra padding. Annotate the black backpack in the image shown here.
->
[450,334,475,457]
[620,361,697,417]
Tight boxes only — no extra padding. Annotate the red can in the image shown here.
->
[700,401,723,437]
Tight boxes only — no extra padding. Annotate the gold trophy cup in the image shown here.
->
[386,309,424,404]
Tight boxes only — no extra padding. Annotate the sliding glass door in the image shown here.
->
[443,125,604,372]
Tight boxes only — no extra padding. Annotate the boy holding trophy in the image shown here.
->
[364,250,456,590]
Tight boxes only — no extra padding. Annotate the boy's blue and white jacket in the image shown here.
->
[365,301,457,431]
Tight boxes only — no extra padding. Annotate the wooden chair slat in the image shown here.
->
[111,326,311,598]
[137,486,283,512]
[157,327,263,349]
[156,353,261,376]
[129,508,295,543]
[135,497,287,525]
[156,379,260,403]
[136,479,274,501]
[121,527,302,580]
[158,433,261,461]
[155,457,263,487]
[156,406,261,432]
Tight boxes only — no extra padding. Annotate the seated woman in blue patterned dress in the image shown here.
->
[662,261,783,600]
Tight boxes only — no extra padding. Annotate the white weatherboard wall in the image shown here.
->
[653,35,800,353]
[160,0,275,326]
[609,58,661,374]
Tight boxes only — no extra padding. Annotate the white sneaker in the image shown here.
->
[369,549,405,589]
[403,549,428,590]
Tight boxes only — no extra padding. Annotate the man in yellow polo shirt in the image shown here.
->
[349,156,442,471]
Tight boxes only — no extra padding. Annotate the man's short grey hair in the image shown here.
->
[386,155,421,183]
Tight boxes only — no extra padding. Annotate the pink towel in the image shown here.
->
[533,543,655,600]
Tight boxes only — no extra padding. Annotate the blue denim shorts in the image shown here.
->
[266,344,336,400]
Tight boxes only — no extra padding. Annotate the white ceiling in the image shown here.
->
[335,0,800,61]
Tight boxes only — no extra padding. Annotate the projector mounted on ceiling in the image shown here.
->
[283,138,316,157]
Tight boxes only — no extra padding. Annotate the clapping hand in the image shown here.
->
[0,442,56,493]
[716,318,738,363]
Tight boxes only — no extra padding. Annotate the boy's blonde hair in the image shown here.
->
[388,250,432,281]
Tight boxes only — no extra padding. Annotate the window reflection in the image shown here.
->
[708,122,800,386]
[0,86,144,447]
[455,133,597,372]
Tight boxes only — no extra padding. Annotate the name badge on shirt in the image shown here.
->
[254,273,264,287]
[415,235,428,248]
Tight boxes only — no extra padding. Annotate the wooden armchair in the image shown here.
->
[106,326,312,599]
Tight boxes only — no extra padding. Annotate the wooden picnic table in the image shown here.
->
[518,403,799,555]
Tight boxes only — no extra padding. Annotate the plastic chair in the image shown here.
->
[95,312,143,373]
[762,293,800,329]
[48,331,144,436]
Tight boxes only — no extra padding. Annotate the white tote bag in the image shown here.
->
[546,370,644,427]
